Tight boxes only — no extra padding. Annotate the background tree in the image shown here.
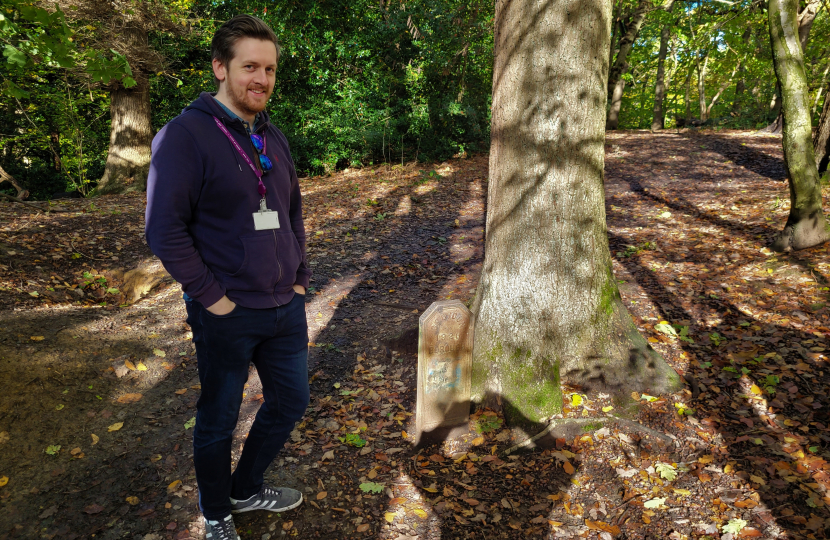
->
[769,0,829,252]
[50,0,190,194]
[471,0,679,429]
[814,82,830,178]
[650,22,673,130]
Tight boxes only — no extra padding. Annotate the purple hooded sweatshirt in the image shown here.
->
[145,92,310,309]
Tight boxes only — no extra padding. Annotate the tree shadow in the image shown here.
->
[680,130,787,182]
[610,227,830,538]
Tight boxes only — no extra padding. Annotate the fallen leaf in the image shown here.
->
[124,360,136,370]
[107,422,124,432]
[30,336,44,341]
[126,496,139,505]
[136,362,148,371]
[167,480,182,492]
[356,524,370,532]
[644,497,666,509]
[698,455,714,464]
[385,512,396,523]
[317,491,327,500]
[412,508,428,518]
[563,461,575,474]
[84,504,104,514]
[117,393,143,404]
[0,476,8,487]
[321,450,335,461]
[91,434,99,445]
[471,436,484,446]
[175,388,187,395]
[153,348,166,357]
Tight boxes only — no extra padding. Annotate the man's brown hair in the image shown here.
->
[211,14,281,88]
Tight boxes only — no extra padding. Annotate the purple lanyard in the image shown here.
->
[213,116,267,198]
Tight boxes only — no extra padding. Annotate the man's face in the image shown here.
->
[212,37,277,118]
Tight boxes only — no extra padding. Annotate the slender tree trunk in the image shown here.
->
[697,54,709,122]
[731,27,751,115]
[0,163,29,199]
[683,65,693,125]
[814,63,830,114]
[769,0,829,252]
[762,0,821,133]
[473,0,679,429]
[815,88,830,175]
[606,0,650,130]
[706,61,741,118]
[651,24,671,130]
[96,25,153,195]
[607,76,627,130]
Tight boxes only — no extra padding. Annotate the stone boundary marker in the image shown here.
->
[415,299,473,445]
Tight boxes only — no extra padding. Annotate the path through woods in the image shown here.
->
[1,131,829,539]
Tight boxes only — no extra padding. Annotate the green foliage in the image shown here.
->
[339,433,367,448]
[359,482,384,493]
[187,0,493,175]
[613,1,829,129]
[473,413,502,433]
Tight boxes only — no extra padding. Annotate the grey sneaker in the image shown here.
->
[204,515,240,540]
[230,484,304,513]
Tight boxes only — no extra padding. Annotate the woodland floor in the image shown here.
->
[1,130,829,540]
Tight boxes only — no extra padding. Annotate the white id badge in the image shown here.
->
[253,210,280,230]
[253,199,280,230]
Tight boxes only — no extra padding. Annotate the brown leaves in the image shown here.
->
[116,393,142,404]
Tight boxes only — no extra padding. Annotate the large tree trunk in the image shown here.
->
[769,0,829,252]
[762,0,821,133]
[472,0,679,430]
[651,24,671,130]
[96,26,153,195]
[815,88,830,175]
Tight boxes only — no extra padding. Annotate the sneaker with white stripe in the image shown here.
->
[230,485,303,514]
[204,515,240,540]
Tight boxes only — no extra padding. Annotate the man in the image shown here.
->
[145,14,310,540]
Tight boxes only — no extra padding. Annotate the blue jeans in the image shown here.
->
[184,293,309,520]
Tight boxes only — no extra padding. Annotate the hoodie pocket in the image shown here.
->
[219,232,279,293]
[218,231,300,294]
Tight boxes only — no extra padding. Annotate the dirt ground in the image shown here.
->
[1,130,829,540]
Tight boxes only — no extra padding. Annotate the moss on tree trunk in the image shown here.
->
[473,0,680,433]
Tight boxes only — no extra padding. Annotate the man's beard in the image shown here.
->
[229,84,271,118]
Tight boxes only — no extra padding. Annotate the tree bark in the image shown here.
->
[96,25,153,195]
[706,61,741,118]
[606,75,627,130]
[815,87,830,175]
[0,163,29,199]
[769,0,829,252]
[651,24,671,130]
[473,0,679,430]
[731,27,751,115]
[697,53,709,122]
[683,65,693,125]
[762,0,821,133]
